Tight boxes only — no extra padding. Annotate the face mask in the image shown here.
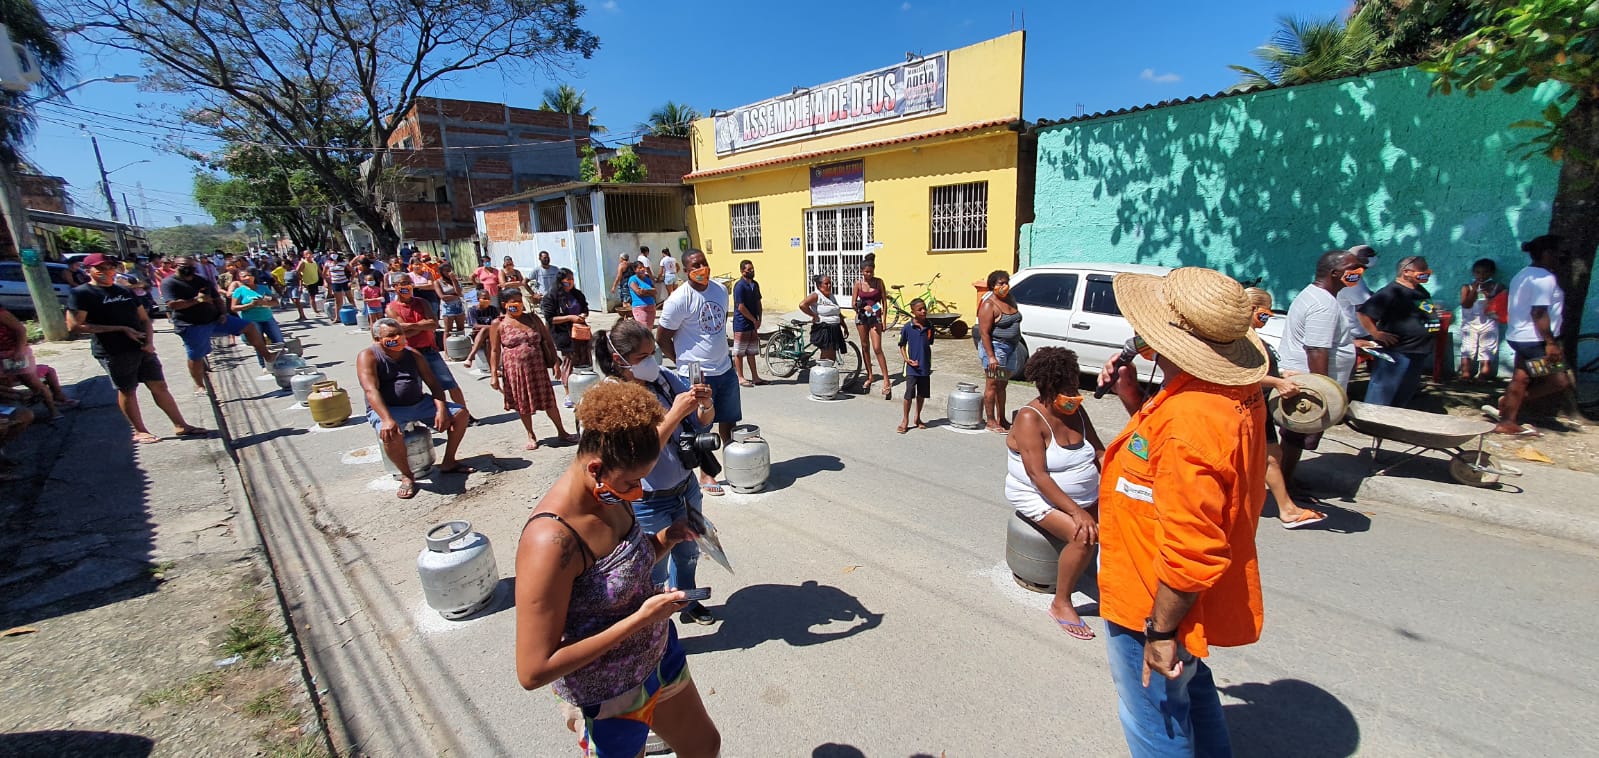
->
[1414,271,1432,284]
[1253,308,1271,328]
[689,268,710,285]
[90,268,118,286]
[743,269,754,279]
[1051,393,1083,415]
[1341,268,1363,285]
[562,280,574,291]
[1132,335,1156,361]
[593,479,644,506]
[396,287,413,298]
[625,354,661,382]
[381,337,404,349]
[178,265,197,277]
[505,303,523,317]
[994,283,1011,299]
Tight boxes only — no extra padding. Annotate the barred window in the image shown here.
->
[730,201,762,252]
[929,182,988,251]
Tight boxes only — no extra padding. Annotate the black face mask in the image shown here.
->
[178,265,197,277]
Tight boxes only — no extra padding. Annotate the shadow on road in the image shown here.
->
[765,454,845,491]
[0,730,155,757]
[680,580,882,654]
[1222,679,1360,758]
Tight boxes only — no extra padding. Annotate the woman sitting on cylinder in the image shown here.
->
[489,289,576,451]
[514,380,721,758]
[1004,347,1104,640]
[799,274,846,362]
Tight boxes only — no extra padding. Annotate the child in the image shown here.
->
[897,298,935,433]
[360,275,385,319]
[463,285,502,370]
[1459,258,1506,382]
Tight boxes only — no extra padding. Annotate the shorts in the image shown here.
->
[417,348,459,392]
[304,282,321,296]
[904,374,931,400]
[1508,340,1547,368]
[731,330,760,357]
[177,315,254,360]
[810,322,846,352]
[631,305,656,327]
[980,340,1016,376]
[556,624,692,758]
[98,351,165,392]
[365,395,464,431]
[440,299,465,317]
[663,273,677,286]
[1461,320,1499,363]
[1014,497,1098,525]
[330,281,351,293]
[702,368,742,426]
[857,313,882,329]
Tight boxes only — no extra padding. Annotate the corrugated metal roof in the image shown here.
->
[475,181,689,210]
[683,118,1023,181]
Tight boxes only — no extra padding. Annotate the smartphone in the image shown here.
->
[678,587,712,603]
[685,360,703,386]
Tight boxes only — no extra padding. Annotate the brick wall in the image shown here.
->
[482,206,531,242]
[19,174,70,213]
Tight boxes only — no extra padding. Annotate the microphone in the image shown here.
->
[1094,338,1141,399]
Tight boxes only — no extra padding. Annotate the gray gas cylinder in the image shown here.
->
[947,382,984,429]
[567,368,601,406]
[382,422,436,479]
[290,367,327,404]
[809,359,840,400]
[417,520,498,619]
[445,332,472,361]
[724,424,770,493]
[1006,512,1066,593]
[270,353,309,390]
[324,299,338,321]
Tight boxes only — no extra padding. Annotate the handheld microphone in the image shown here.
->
[1094,338,1141,399]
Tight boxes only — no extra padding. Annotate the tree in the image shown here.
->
[539,83,605,134]
[1423,0,1599,355]
[56,227,107,253]
[639,101,699,138]
[1356,0,1483,65]
[144,223,247,256]
[1229,7,1382,89]
[609,146,646,183]
[578,144,600,182]
[0,0,70,166]
[58,0,600,256]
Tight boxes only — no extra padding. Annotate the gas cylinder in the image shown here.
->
[356,307,370,329]
[324,300,338,321]
[290,367,327,404]
[306,381,352,428]
[808,359,840,400]
[1006,512,1067,593]
[567,368,601,406]
[339,305,358,325]
[947,382,984,429]
[281,336,303,356]
[270,353,309,390]
[381,422,436,479]
[445,332,472,361]
[724,424,770,493]
[416,520,498,619]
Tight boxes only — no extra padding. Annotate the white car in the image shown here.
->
[1005,263,1283,383]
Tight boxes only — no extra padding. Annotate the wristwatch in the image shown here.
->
[1144,617,1177,641]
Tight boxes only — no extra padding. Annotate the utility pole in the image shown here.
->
[0,161,67,339]
[89,134,130,257]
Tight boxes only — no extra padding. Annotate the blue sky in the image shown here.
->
[26,0,1351,228]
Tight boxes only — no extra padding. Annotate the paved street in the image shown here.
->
[212,316,1599,757]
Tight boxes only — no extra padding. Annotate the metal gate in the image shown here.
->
[803,204,873,308]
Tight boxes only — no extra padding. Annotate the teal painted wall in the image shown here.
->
[1028,67,1595,339]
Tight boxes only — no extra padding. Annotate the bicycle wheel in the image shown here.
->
[835,340,865,391]
[764,331,801,378]
[1575,333,1599,412]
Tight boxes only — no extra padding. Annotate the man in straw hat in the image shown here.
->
[1095,266,1268,757]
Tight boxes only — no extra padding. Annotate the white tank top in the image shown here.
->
[1005,405,1099,509]
[813,291,842,324]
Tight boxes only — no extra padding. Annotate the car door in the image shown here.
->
[0,263,28,312]
[1009,271,1078,352]
[1064,273,1134,373]
[45,265,73,308]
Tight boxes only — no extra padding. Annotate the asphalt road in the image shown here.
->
[213,315,1599,757]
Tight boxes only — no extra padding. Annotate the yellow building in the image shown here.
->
[685,32,1027,316]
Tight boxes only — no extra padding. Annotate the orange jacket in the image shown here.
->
[1097,372,1267,657]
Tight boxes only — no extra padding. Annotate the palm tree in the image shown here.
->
[0,0,72,166]
[1229,7,1381,90]
[638,101,700,138]
[538,84,605,134]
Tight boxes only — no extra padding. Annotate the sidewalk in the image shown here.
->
[0,329,326,756]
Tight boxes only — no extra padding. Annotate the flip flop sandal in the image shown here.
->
[915,421,928,430]
[738,379,755,387]
[896,425,908,434]
[438,463,478,475]
[1281,510,1328,530]
[1050,614,1096,640]
[559,433,580,444]
[132,432,162,444]
[396,481,418,499]
[701,483,725,496]
[174,426,210,437]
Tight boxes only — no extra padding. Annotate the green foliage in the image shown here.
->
[56,227,108,253]
[145,223,248,256]
[1230,7,1384,89]
[578,144,600,182]
[609,146,647,183]
[539,84,606,134]
[640,101,700,137]
[0,0,73,166]
[1356,0,1485,65]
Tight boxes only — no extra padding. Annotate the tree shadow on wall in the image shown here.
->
[1038,69,1553,301]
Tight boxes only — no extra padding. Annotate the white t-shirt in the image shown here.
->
[636,253,652,277]
[1336,280,1372,338]
[658,280,732,376]
[1506,265,1563,343]
[1279,284,1355,388]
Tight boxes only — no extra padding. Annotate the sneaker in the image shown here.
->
[679,603,715,626]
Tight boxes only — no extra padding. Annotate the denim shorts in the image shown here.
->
[702,368,742,425]
[365,396,464,431]
[441,299,465,317]
[417,348,459,391]
[177,315,252,360]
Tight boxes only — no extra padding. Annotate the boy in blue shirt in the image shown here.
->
[897,298,935,433]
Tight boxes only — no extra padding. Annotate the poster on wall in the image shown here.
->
[810,160,865,206]
[713,52,947,156]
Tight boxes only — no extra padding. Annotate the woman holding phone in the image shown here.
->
[514,380,721,757]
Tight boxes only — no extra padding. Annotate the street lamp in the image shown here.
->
[32,74,140,104]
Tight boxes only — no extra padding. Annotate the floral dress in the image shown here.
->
[498,319,556,414]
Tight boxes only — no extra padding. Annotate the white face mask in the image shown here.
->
[626,354,661,382]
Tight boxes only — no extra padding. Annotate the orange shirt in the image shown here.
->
[1097,372,1267,658]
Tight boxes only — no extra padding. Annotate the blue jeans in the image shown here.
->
[632,480,702,592]
[1107,622,1232,757]
[1364,350,1428,407]
[251,318,283,365]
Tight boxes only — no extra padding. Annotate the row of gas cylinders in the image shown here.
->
[808,363,987,431]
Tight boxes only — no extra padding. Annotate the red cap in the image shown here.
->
[82,253,121,267]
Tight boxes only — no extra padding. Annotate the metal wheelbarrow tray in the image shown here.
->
[1342,401,1522,487]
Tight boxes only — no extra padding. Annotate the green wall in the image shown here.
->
[1027,67,1592,332]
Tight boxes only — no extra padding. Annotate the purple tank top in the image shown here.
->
[546,516,668,706]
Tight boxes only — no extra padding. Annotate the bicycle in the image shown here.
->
[762,318,864,388]
[885,272,961,331]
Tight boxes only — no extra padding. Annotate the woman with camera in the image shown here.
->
[514,380,721,757]
[594,318,719,626]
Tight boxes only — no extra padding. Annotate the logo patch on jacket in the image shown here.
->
[1129,433,1150,460]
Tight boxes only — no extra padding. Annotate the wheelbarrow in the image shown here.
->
[926,312,968,339]
[1342,401,1522,487]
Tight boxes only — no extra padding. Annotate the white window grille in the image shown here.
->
[730,201,762,252]
[929,182,988,251]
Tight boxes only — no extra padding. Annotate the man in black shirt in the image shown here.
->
[1358,255,1441,407]
[161,255,277,394]
[67,253,206,444]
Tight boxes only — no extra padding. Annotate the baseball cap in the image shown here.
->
[82,253,122,267]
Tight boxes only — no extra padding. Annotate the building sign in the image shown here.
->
[810,160,865,206]
[713,53,948,155]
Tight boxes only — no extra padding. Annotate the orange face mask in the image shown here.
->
[1052,393,1083,415]
[688,268,710,285]
[1252,308,1271,328]
[1342,267,1365,285]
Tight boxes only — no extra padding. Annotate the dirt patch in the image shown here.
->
[1422,380,1599,475]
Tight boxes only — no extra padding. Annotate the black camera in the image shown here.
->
[676,430,722,475]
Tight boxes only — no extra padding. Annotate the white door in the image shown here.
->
[1072,273,1149,377]
[803,204,873,308]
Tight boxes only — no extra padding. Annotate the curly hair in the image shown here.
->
[575,381,663,473]
[1027,346,1081,400]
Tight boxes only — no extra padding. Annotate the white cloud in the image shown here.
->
[1140,68,1181,84]
[901,1,912,9]
[601,0,619,11]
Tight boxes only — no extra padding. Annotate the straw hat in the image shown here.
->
[1113,267,1268,386]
